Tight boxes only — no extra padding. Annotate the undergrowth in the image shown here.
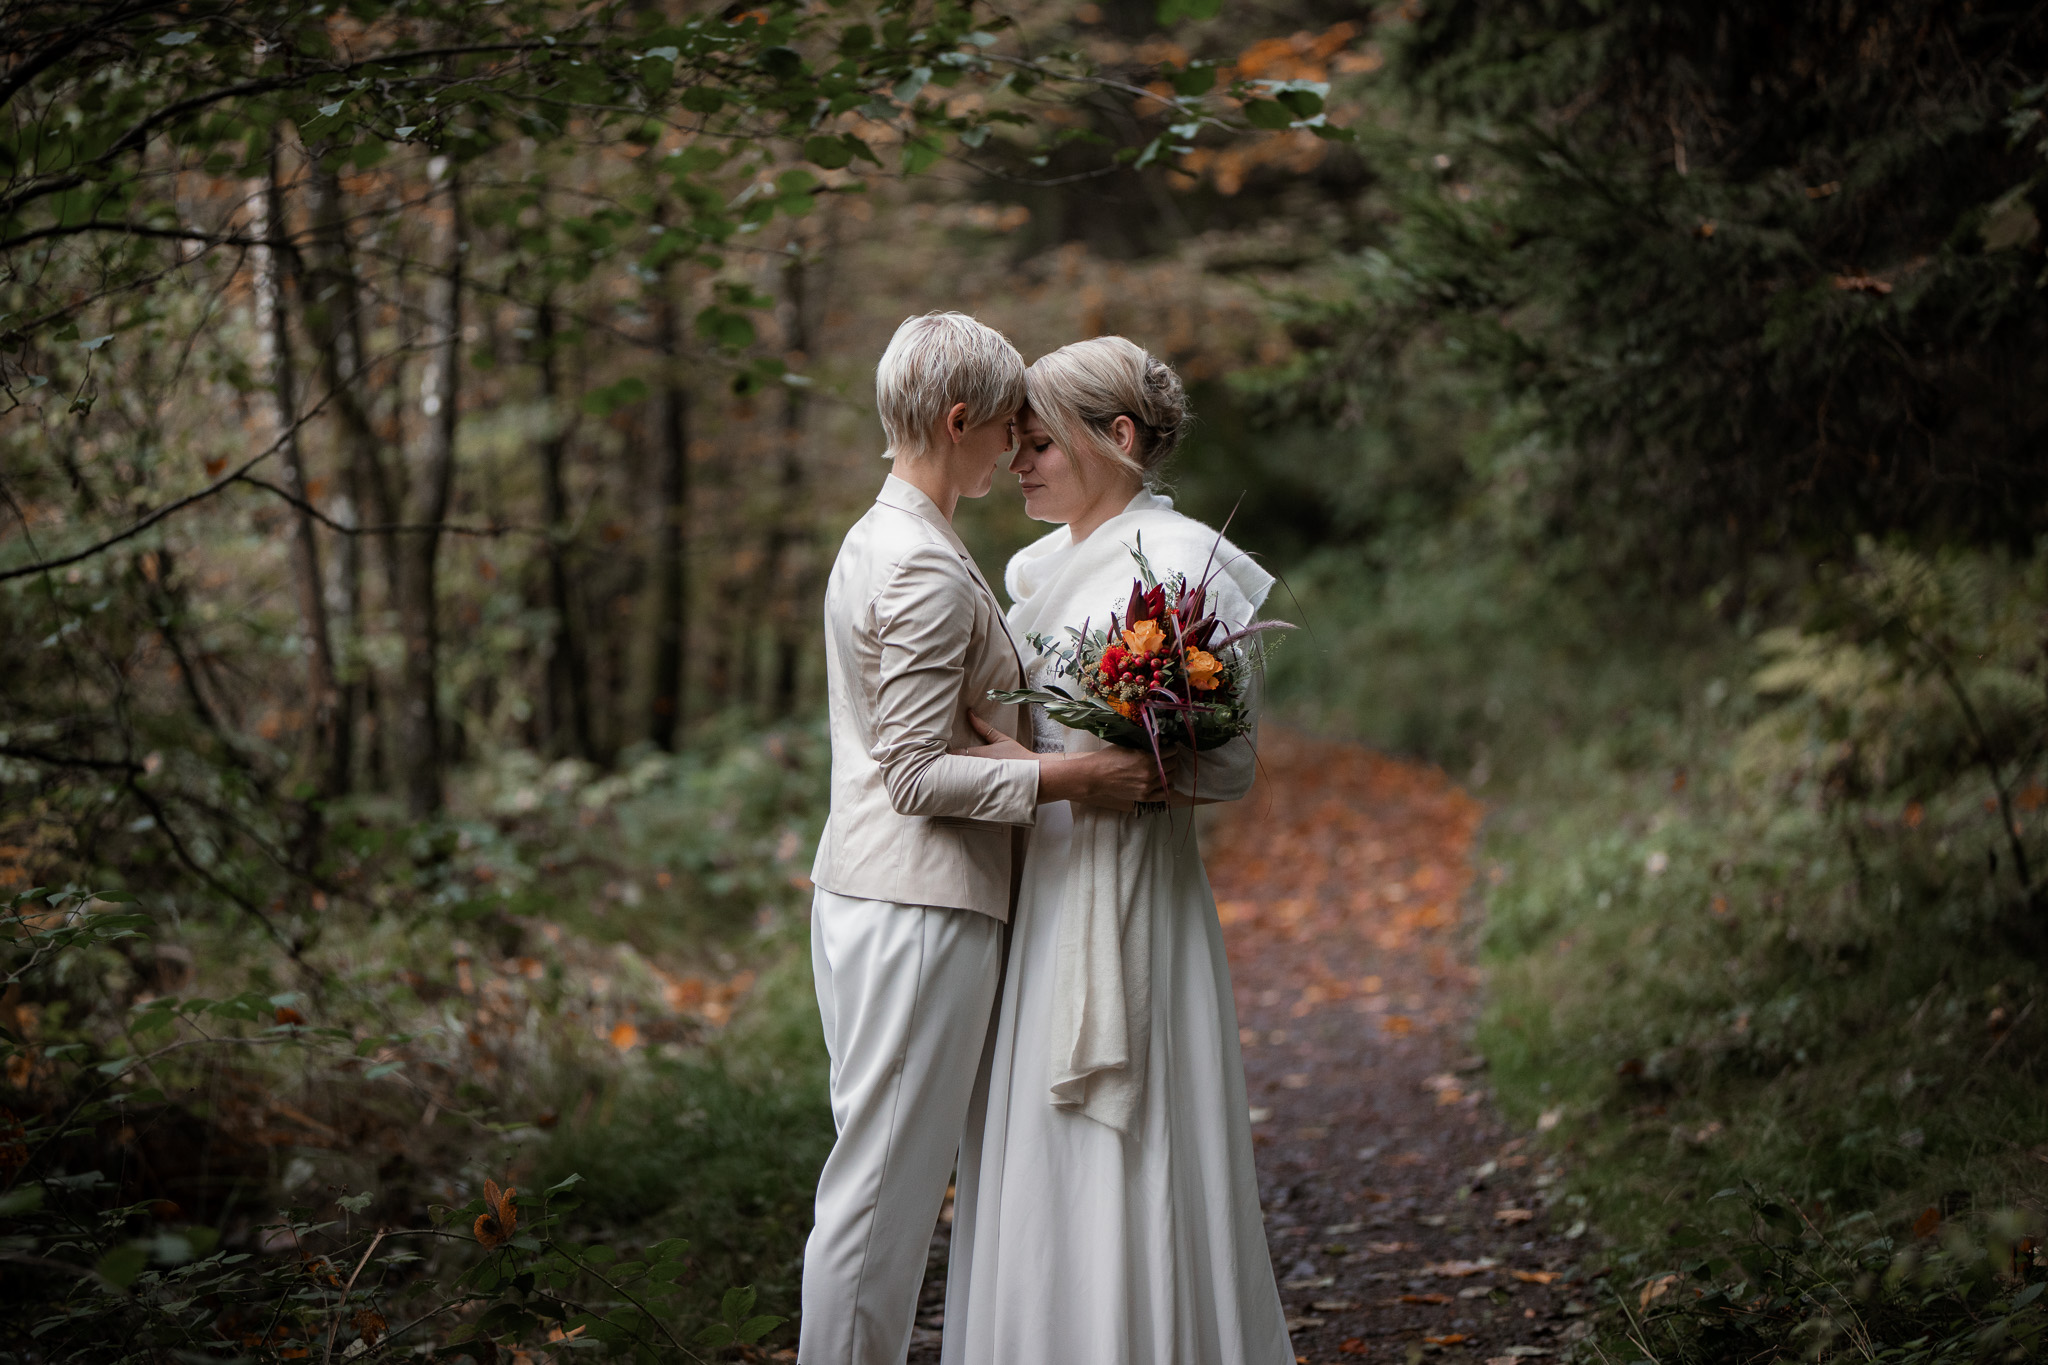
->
[1272,540,2048,1362]
[1,723,833,1362]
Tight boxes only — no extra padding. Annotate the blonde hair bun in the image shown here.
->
[1025,336,1190,486]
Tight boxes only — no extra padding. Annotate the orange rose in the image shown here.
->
[1122,619,1167,656]
[1184,649,1223,691]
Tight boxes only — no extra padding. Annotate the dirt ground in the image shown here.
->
[904,731,1597,1365]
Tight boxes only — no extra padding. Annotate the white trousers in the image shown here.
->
[800,888,1003,1365]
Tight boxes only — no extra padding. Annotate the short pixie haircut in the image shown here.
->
[876,311,1027,459]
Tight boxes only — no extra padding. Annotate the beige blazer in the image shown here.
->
[809,475,1038,920]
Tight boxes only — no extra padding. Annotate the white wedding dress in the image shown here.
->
[940,492,1293,1365]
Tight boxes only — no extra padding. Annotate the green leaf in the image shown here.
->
[1242,99,1294,130]
[804,135,853,169]
[581,376,649,415]
[893,68,932,104]
[1276,88,1324,119]
[680,86,723,115]
[0,1183,44,1217]
[695,1323,736,1349]
[362,1061,403,1080]
[721,1285,757,1321]
[902,135,944,174]
[738,1314,785,1344]
[1172,64,1218,96]
[1157,0,1224,22]
[695,307,755,350]
[158,30,199,45]
[545,1173,586,1197]
[97,1243,147,1289]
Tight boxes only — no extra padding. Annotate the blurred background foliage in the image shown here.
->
[3,0,2046,1361]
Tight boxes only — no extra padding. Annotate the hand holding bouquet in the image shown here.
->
[991,536,1289,779]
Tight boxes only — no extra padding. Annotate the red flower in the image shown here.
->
[1099,644,1127,676]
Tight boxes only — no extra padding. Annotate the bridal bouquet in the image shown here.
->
[991,539,1287,771]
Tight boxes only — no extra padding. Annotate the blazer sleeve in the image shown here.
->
[870,546,1040,825]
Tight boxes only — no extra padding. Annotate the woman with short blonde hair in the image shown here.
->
[874,310,1028,460]
[941,338,1293,1365]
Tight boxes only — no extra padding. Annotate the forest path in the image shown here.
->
[905,731,1593,1365]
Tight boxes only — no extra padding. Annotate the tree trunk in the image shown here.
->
[258,138,349,802]
[303,160,398,790]
[647,274,690,751]
[766,243,819,718]
[395,166,463,815]
[534,299,594,759]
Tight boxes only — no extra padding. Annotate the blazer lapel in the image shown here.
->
[875,475,1026,683]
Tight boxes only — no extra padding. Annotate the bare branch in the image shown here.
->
[0,383,338,583]
[0,219,266,253]
[230,472,547,539]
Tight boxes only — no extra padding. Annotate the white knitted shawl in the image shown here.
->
[1004,491,1273,1134]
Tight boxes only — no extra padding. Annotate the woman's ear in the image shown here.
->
[1110,414,1139,456]
[945,401,971,445]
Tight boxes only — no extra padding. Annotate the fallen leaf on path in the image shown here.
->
[1913,1206,1941,1238]
[1494,1207,1534,1224]
[1284,1315,1326,1330]
[1400,1292,1452,1305]
[1424,1258,1499,1277]
[1324,1221,1365,1235]
[1493,1349,1552,1359]
[1639,1273,1679,1309]
[1282,1073,1310,1089]
[1511,1270,1559,1285]
[1424,1335,1468,1345]
[1338,1340,1370,1357]
[1312,1299,1358,1312]
[1283,1275,1336,1290]
[1366,1241,1409,1254]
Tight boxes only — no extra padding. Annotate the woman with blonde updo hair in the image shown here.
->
[942,337,1292,1365]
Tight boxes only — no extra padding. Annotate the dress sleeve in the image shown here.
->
[870,546,1040,825]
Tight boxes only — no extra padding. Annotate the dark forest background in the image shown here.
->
[4,1,2046,1360]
